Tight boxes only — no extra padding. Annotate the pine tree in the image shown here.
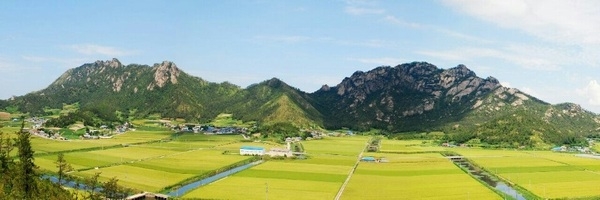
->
[86,172,102,200]
[14,116,38,199]
[0,131,15,198]
[102,176,129,199]
[55,152,73,187]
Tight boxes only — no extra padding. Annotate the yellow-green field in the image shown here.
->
[379,139,445,152]
[24,129,600,199]
[454,148,600,199]
[341,152,501,200]
[182,136,369,199]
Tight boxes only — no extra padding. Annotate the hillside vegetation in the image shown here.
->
[2,59,599,147]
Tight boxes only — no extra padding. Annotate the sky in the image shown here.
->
[1,0,600,113]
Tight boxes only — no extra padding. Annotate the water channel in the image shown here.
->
[450,157,526,200]
[167,160,264,197]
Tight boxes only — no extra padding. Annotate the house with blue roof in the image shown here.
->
[240,146,265,156]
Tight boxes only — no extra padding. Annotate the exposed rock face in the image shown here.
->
[330,62,500,111]
[148,61,181,90]
[95,58,122,68]
[312,62,505,130]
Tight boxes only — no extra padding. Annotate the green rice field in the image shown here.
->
[182,136,369,199]
[24,129,600,199]
[454,148,600,199]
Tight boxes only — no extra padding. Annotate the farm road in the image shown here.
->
[334,140,369,200]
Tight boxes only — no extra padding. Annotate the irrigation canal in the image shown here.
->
[167,160,264,197]
[448,156,526,200]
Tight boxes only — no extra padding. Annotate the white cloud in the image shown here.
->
[0,57,16,72]
[68,44,137,57]
[21,56,88,69]
[350,57,404,66]
[344,0,385,15]
[345,6,384,15]
[384,15,492,44]
[254,35,312,43]
[520,87,542,98]
[443,0,600,46]
[577,80,600,106]
[383,15,423,29]
[418,46,561,71]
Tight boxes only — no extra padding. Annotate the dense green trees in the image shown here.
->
[14,118,37,199]
[259,122,300,141]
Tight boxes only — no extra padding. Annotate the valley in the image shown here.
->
[2,119,600,199]
[0,59,599,199]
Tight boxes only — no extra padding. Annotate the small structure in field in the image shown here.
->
[267,148,293,157]
[240,146,265,156]
[361,156,376,162]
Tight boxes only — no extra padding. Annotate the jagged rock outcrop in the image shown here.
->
[311,62,505,130]
[149,61,181,90]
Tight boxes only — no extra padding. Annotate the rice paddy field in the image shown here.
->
[181,136,369,199]
[454,148,600,199]
[22,127,600,199]
[379,139,446,153]
[33,132,252,192]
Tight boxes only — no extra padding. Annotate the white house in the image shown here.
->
[240,146,265,156]
[267,148,293,157]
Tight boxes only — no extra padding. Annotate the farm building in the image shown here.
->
[240,146,265,156]
[267,148,293,157]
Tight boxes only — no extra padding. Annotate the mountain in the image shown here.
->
[310,62,599,146]
[3,59,599,146]
[310,62,502,130]
[228,78,323,127]
[7,59,319,127]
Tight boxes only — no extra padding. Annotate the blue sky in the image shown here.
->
[1,0,600,113]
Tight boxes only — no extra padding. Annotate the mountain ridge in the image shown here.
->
[2,58,599,146]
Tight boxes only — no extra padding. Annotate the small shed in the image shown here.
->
[360,156,376,162]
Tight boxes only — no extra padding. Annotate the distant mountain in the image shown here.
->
[4,59,599,146]
[311,62,599,146]
[7,59,320,127]
[311,62,502,130]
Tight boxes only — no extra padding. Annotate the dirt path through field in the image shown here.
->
[334,140,369,200]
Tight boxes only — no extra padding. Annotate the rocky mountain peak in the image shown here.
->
[94,58,122,68]
[149,61,181,89]
[447,64,475,78]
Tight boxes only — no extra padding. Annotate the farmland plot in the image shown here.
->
[454,148,600,199]
[183,136,369,199]
[341,152,501,200]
